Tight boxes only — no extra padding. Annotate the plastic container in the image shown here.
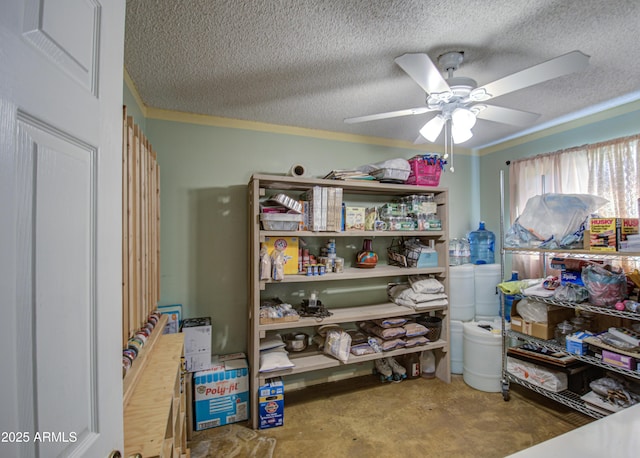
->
[402,352,421,379]
[260,213,303,231]
[474,264,501,318]
[449,238,470,266]
[449,264,475,321]
[463,320,502,392]
[468,221,495,265]
[555,320,575,347]
[450,320,464,374]
[500,271,520,322]
[420,350,436,379]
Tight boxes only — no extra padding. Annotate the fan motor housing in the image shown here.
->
[446,76,477,98]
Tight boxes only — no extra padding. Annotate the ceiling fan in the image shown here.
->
[344,50,590,145]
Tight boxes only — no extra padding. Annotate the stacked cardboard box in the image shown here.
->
[193,353,249,430]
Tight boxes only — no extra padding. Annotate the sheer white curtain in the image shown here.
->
[587,135,640,218]
[508,134,640,278]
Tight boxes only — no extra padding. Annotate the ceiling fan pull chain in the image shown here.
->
[446,119,454,173]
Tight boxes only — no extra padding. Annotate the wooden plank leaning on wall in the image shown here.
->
[122,106,161,347]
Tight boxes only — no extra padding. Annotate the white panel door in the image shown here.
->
[0,1,126,457]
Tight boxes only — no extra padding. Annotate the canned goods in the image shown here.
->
[318,264,326,275]
[123,348,137,362]
[127,337,144,354]
[135,332,148,344]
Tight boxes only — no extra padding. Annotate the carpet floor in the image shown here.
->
[190,374,593,458]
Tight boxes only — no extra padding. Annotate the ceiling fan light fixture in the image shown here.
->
[451,124,473,144]
[451,107,477,130]
[419,115,445,142]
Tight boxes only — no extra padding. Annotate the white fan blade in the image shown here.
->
[344,106,433,124]
[476,104,541,126]
[473,50,590,101]
[395,53,451,95]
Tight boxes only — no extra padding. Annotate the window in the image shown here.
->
[509,134,640,277]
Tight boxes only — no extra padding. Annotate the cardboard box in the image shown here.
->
[590,218,617,251]
[566,331,593,356]
[263,236,299,275]
[259,378,284,429]
[560,269,583,286]
[345,206,366,231]
[182,317,212,372]
[193,354,249,430]
[602,349,636,370]
[510,305,574,340]
[158,304,182,334]
[617,218,639,251]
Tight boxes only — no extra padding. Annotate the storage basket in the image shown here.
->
[387,238,437,268]
[406,156,443,186]
[387,238,416,268]
[418,316,442,341]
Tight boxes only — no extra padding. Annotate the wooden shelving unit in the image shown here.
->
[248,174,451,429]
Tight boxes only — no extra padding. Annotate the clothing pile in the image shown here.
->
[387,275,448,311]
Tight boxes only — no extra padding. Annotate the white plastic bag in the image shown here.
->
[513,193,608,243]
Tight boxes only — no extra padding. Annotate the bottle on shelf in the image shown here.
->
[468,221,495,265]
[420,350,436,379]
[401,352,421,379]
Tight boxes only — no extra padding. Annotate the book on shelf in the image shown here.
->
[299,186,343,232]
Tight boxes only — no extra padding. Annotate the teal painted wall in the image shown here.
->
[123,82,146,129]
[143,117,475,355]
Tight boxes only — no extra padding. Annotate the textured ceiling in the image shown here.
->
[124,0,640,149]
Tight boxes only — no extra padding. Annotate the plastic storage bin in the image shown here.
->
[260,213,303,231]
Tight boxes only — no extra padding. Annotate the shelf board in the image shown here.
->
[261,230,446,238]
[262,264,445,285]
[505,372,606,419]
[259,302,446,331]
[508,330,640,380]
[258,340,446,379]
[251,173,447,195]
[503,247,640,259]
[520,295,640,321]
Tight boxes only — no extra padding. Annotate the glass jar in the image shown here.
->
[570,316,586,332]
[554,320,575,347]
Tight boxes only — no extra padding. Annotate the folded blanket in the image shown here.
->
[394,297,449,310]
[408,276,445,294]
[388,284,448,305]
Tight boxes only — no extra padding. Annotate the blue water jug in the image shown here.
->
[469,221,495,265]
